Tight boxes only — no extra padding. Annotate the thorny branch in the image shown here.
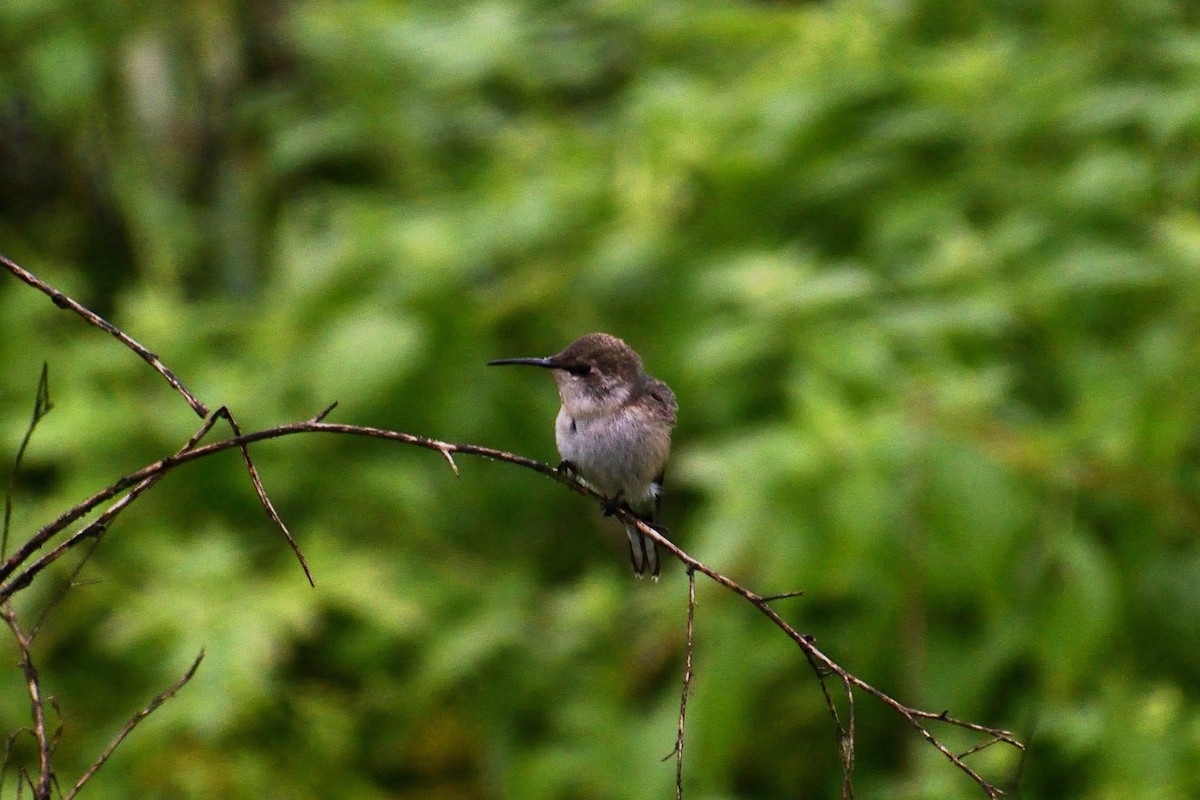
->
[1,255,1023,797]
[0,415,1024,796]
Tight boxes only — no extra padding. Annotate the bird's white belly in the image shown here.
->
[555,409,657,509]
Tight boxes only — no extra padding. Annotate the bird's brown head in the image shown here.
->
[488,332,647,414]
[548,333,642,382]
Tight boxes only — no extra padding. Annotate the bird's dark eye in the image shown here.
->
[566,364,592,377]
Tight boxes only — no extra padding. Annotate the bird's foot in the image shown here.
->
[600,490,629,517]
[600,497,625,517]
[556,460,579,477]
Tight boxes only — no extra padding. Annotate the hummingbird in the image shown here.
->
[489,333,678,579]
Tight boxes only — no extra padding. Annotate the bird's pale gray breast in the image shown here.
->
[556,408,664,507]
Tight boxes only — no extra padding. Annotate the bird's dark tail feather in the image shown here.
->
[625,523,660,581]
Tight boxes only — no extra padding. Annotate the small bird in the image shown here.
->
[489,333,678,579]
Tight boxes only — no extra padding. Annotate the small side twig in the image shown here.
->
[62,650,204,800]
[212,407,314,586]
[0,728,25,797]
[1,606,53,800]
[311,402,339,423]
[3,363,53,560]
[957,734,1010,760]
[799,633,856,798]
[759,589,805,602]
[30,537,102,639]
[438,448,460,477]
[662,566,697,800]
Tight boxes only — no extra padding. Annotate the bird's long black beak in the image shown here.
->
[487,356,556,368]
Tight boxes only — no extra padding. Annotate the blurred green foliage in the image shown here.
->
[3,0,1200,797]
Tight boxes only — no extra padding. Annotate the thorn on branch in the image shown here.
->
[760,589,805,602]
[438,448,460,477]
[958,739,995,760]
[81,521,107,539]
[312,402,339,423]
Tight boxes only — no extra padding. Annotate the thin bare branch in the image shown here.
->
[2,606,53,800]
[63,651,204,800]
[841,677,856,798]
[3,363,53,560]
[663,567,697,800]
[799,636,855,798]
[211,407,314,586]
[911,707,1023,743]
[958,735,1009,760]
[0,420,556,598]
[0,254,209,418]
[2,258,309,582]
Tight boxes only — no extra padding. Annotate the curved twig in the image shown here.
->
[0,254,209,418]
[211,407,314,586]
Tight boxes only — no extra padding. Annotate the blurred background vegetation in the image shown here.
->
[3,0,1200,797]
